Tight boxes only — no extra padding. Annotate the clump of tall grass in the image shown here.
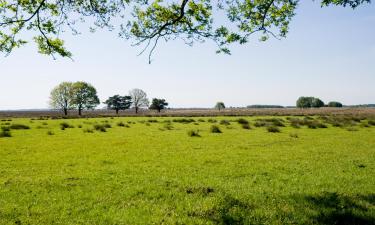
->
[83,128,94,133]
[267,126,280,133]
[242,124,251,129]
[0,127,11,137]
[60,122,74,130]
[207,118,217,123]
[237,118,249,125]
[198,119,205,122]
[173,118,195,123]
[187,130,200,137]
[47,131,54,135]
[220,120,231,126]
[93,124,108,132]
[255,118,285,127]
[9,124,30,130]
[210,125,222,133]
[117,122,129,127]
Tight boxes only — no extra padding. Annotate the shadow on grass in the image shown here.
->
[294,192,375,225]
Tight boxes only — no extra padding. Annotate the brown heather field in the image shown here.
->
[0,107,375,119]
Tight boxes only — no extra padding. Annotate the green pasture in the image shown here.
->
[0,116,374,224]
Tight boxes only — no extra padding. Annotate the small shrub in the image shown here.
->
[9,124,30,130]
[173,118,195,123]
[47,131,54,135]
[93,124,107,132]
[60,122,74,130]
[237,118,249,125]
[267,126,280,133]
[207,118,217,123]
[0,130,11,137]
[83,128,94,133]
[117,122,126,127]
[187,130,200,137]
[242,124,251,129]
[220,120,231,126]
[0,127,11,137]
[210,125,222,133]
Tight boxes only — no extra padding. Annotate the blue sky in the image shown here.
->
[0,1,374,110]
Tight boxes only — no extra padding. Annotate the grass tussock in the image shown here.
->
[242,123,251,129]
[47,131,54,135]
[220,120,231,126]
[210,125,222,133]
[187,130,200,137]
[9,124,30,130]
[94,124,108,132]
[173,118,195,123]
[0,127,11,137]
[60,122,74,130]
[267,126,280,133]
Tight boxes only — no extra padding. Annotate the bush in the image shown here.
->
[242,124,251,129]
[187,130,200,137]
[93,124,107,132]
[173,118,195,123]
[9,124,30,130]
[267,126,280,133]
[117,122,126,127]
[83,128,94,133]
[328,101,343,107]
[210,125,222,133]
[60,122,74,130]
[0,127,11,137]
[220,120,231,126]
[237,118,249,125]
[207,118,217,123]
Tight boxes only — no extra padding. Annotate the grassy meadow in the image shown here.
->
[0,116,374,224]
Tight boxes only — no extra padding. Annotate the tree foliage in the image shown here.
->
[296,96,325,108]
[71,81,100,115]
[129,88,149,113]
[214,102,225,111]
[104,95,132,114]
[49,82,74,115]
[328,101,343,107]
[0,0,370,62]
[149,98,168,112]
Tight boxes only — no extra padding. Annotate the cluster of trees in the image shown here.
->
[296,97,343,108]
[50,82,168,115]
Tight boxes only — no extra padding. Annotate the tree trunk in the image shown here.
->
[135,107,138,114]
[158,109,161,113]
[78,107,82,116]
[63,108,68,116]
[116,109,119,115]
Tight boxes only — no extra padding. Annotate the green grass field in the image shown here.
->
[0,116,374,224]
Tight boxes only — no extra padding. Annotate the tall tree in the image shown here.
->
[328,101,343,107]
[214,102,226,111]
[72,82,100,116]
[149,98,168,112]
[49,82,74,116]
[0,1,369,62]
[129,89,149,114]
[104,95,132,114]
[311,98,325,108]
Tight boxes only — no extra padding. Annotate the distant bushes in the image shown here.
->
[247,105,284,108]
[296,97,324,108]
[328,101,343,107]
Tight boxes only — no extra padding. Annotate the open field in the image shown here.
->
[1,107,375,118]
[0,116,374,224]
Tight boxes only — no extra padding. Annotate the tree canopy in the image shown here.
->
[104,95,132,114]
[129,88,149,113]
[0,0,370,62]
[149,98,168,112]
[49,82,74,115]
[214,102,225,111]
[72,81,100,115]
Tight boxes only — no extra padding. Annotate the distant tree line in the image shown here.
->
[247,105,284,109]
[50,82,168,115]
[296,97,343,108]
